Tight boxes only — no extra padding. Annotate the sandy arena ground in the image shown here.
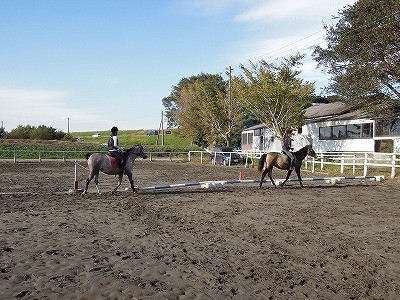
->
[0,160,399,299]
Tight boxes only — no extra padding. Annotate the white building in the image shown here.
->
[241,123,310,153]
[241,102,400,153]
[302,102,400,153]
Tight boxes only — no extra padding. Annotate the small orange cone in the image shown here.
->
[239,171,244,180]
[250,160,254,169]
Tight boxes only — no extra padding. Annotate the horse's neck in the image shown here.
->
[295,147,308,160]
[126,153,138,164]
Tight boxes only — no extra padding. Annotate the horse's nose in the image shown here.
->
[142,154,148,159]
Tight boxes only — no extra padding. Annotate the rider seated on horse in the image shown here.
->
[108,126,125,171]
[282,129,295,170]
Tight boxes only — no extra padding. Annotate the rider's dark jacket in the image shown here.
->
[108,135,124,164]
[282,135,293,151]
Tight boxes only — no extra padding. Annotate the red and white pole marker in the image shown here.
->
[74,160,79,189]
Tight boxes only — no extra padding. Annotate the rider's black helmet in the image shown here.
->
[111,126,118,134]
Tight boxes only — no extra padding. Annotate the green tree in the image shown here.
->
[235,54,314,138]
[0,126,5,138]
[165,73,245,147]
[8,125,33,139]
[30,125,55,140]
[162,75,208,128]
[313,0,400,117]
[8,124,65,140]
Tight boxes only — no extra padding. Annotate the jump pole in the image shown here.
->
[135,175,385,191]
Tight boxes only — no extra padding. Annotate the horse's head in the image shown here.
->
[126,144,148,159]
[306,144,317,158]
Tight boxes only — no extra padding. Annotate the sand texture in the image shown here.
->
[0,160,399,299]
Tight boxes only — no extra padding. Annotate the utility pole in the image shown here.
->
[157,111,165,146]
[67,117,70,133]
[161,111,165,146]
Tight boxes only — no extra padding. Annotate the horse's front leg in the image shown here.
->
[281,170,293,186]
[82,177,92,195]
[295,167,304,187]
[112,174,123,194]
[126,172,137,193]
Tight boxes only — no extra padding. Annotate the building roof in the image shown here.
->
[242,123,270,132]
[304,102,350,119]
[304,102,379,123]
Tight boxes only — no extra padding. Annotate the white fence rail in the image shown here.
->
[303,152,400,179]
[1,149,399,178]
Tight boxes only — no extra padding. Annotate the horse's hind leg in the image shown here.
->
[259,168,269,189]
[281,170,293,186]
[94,173,101,194]
[267,170,277,187]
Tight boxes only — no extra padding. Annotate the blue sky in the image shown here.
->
[0,0,356,132]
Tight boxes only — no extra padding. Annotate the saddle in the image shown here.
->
[281,151,295,166]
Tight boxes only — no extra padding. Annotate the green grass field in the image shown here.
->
[72,129,193,148]
[0,129,201,159]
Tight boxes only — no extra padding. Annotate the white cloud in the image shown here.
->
[227,0,356,93]
[235,0,353,24]
[0,87,105,131]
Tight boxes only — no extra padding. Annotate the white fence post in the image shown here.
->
[312,157,315,173]
[340,155,344,174]
[320,153,324,171]
[391,154,396,179]
[188,151,191,162]
[363,153,368,176]
[352,155,356,175]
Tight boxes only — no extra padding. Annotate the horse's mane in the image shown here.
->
[123,144,143,157]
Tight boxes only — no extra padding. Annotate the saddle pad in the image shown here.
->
[108,155,118,168]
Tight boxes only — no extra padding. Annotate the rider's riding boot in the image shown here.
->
[289,160,295,170]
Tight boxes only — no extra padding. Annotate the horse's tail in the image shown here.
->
[85,153,92,160]
[258,153,267,172]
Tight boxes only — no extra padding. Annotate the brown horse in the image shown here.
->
[258,144,317,188]
[83,145,147,194]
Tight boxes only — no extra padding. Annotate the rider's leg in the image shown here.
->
[288,152,295,170]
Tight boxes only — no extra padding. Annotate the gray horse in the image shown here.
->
[258,144,317,188]
[83,144,148,194]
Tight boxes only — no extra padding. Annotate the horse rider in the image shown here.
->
[108,126,125,172]
[282,129,295,170]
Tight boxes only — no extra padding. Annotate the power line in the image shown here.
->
[230,9,400,71]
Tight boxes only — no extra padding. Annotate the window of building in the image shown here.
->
[375,119,400,137]
[347,124,361,139]
[248,133,253,144]
[319,122,373,140]
[361,123,373,138]
[254,128,265,136]
[319,126,331,140]
[241,133,248,145]
[332,125,346,140]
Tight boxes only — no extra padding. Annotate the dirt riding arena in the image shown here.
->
[0,160,399,299]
